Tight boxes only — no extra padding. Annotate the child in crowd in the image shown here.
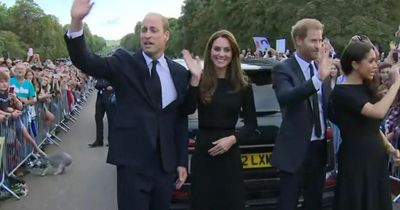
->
[0,68,46,157]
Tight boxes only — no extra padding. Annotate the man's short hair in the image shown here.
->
[291,18,324,45]
[161,16,169,32]
[145,13,169,32]
[15,62,26,70]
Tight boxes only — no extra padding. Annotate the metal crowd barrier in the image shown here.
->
[0,79,94,199]
[390,134,400,203]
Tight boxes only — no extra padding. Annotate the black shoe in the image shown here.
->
[88,141,103,148]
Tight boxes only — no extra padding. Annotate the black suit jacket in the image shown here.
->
[64,34,190,173]
[271,56,329,173]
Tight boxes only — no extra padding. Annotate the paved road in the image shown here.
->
[1,92,400,210]
[0,93,118,210]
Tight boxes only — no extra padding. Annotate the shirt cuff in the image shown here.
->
[66,28,84,39]
[311,75,322,91]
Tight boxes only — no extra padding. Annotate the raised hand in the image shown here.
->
[71,0,94,21]
[317,41,333,81]
[70,0,94,31]
[182,50,202,86]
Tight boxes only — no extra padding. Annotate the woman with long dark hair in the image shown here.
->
[329,42,400,210]
[182,30,257,210]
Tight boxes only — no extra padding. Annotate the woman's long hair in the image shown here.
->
[25,69,39,93]
[200,30,248,104]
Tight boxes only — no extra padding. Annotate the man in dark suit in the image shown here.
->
[65,1,189,210]
[89,78,114,147]
[271,18,332,210]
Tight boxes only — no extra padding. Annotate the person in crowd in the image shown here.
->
[27,53,43,69]
[37,74,56,126]
[65,1,189,210]
[240,49,247,58]
[328,42,400,210]
[384,41,399,66]
[245,48,254,58]
[9,63,37,109]
[25,69,39,93]
[270,49,277,60]
[323,60,341,170]
[0,57,12,69]
[285,49,291,58]
[385,95,400,144]
[378,63,394,89]
[181,29,257,210]
[271,18,332,210]
[0,68,45,157]
[89,78,114,147]
[277,52,288,61]
[25,69,40,137]
[323,62,340,94]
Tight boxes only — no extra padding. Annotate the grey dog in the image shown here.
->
[30,152,72,176]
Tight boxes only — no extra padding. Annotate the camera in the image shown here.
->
[9,87,14,94]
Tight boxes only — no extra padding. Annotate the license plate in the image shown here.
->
[188,152,272,173]
[241,152,272,169]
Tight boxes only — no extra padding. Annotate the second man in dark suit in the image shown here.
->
[89,78,114,147]
[271,18,332,210]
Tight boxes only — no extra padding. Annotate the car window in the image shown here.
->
[247,70,280,114]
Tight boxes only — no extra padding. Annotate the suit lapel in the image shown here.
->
[165,56,181,101]
[288,57,306,83]
[289,57,313,109]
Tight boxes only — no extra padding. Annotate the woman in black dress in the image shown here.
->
[329,42,400,210]
[182,30,257,210]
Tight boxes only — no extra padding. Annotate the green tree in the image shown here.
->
[0,0,108,59]
[166,18,184,58]
[0,30,27,59]
[178,0,400,55]
[120,21,141,52]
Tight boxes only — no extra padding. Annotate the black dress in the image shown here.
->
[184,79,257,210]
[328,84,392,210]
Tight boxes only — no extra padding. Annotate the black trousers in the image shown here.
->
[95,92,113,143]
[116,164,175,210]
[277,140,327,210]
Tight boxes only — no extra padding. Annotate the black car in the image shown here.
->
[171,58,336,210]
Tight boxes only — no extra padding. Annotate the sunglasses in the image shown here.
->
[355,34,369,42]
[353,34,378,51]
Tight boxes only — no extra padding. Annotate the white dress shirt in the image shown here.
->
[142,52,177,108]
[294,53,326,141]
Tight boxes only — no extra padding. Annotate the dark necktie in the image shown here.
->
[150,60,162,109]
[309,63,322,138]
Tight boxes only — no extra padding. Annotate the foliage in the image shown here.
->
[0,0,108,60]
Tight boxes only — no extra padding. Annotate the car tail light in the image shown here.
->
[325,127,333,140]
[324,176,337,187]
[172,188,191,198]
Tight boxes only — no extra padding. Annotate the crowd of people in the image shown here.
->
[0,52,91,199]
[240,47,290,61]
